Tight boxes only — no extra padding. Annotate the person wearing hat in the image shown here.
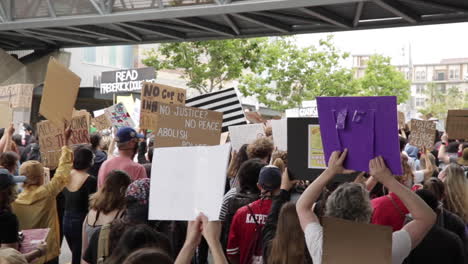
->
[226,165,282,264]
[11,127,73,264]
[97,127,147,189]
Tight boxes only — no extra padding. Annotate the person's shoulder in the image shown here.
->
[0,210,18,223]
[87,175,98,184]
[443,209,465,228]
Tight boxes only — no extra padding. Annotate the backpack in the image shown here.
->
[97,223,112,264]
[244,204,264,264]
[221,192,259,250]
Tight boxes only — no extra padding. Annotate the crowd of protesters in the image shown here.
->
[0,118,467,264]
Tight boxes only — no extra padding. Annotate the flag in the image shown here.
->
[186,88,246,132]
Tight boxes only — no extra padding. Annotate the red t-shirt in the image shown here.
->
[371,192,409,231]
[227,198,272,264]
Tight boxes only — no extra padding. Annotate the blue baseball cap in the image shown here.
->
[0,169,16,190]
[258,165,281,191]
[115,127,144,143]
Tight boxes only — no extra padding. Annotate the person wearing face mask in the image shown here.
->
[97,127,147,189]
[62,146,97,264]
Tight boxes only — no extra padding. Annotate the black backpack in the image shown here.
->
[221,192,259,250]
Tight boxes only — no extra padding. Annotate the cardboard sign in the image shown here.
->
[322,217,391,264]
[37,114,90,169]
[0,102,13,128]
[152,103,223,147]
[100,67,156,94]
[149,144,230,221]
[446,110,468,140]
[0,84,34,108]
[140,82,186,130]
[408,119,436,148]
[93,114,112,131]
[271,119,287,151]
[105,102,135,129]
[39,58,81,127]
[19,228,50,255]
[317,96,402,175]
[220,132,229,145]
[398,111,406,129]
[228,124,265,151]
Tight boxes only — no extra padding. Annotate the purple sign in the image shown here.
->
[316,96,402,175]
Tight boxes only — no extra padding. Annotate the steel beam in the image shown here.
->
[0,0,358,31]
[232,13,291,33]
[253,11,323,24]
[46,0,57,18]
[299,7,353,29]
[171,17,236,36]
[353,2,364,27]
[373,0,420,23]
[222,14,240,35]
[68,25,135,42]
[35,28,101,38]
[399,0,468,13]
[89,0,105,15]
[105,24,143,41]
[22,29,96,45]
[16,30,58,45]
[123,21,186,40]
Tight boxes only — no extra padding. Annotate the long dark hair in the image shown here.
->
[238,158,265,194]
[0,186,16,212]
[227,144,249,179]
[89,170,131,214]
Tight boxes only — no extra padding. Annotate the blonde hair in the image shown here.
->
[19,160,45,188]
[443,164,468,223]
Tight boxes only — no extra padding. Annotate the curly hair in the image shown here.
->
[325,183,373,223]
[246,137,274,161]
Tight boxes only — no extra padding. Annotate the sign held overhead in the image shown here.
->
[100,67,156,94]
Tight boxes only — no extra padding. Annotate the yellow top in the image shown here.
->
[12,146,73,263]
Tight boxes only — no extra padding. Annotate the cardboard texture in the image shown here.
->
[322,217,392,264]
[37,114,90,169]
[105,102,135,129]
[93,114,112,131]
[39,58,81,127]
[19,228,50,255]
[317,96,402,175]
[0,102,13,128]
[408,119,436,148]
[0,84,34,108]
[398,111,406,129]
[153,103,223,148]
[140,82,186,130]
[446,110,468,139]
[287,118,325,180]
[149,144,230,221]
[100,67,156,94]
[271,119,287,151]
[228,124,265,151]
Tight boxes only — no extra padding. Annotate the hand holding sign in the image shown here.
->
[369,156,393,184]
[326,149,354,175]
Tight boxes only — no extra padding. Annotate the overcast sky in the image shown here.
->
[296,21,468,66]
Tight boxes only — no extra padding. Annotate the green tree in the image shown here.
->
[142,38,268,93]
[356,54,410,103]
[420,83,466,119]
[239,36,358,111]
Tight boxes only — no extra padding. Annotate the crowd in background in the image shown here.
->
[0,120,467,264]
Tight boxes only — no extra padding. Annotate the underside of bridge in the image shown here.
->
[0,0,467,51]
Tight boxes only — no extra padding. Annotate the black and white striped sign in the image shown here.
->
[186,88,247,132]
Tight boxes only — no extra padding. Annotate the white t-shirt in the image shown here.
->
[305,222,412,264]
[413,170,425,184]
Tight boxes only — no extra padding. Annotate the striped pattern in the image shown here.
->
[186,88,247,132]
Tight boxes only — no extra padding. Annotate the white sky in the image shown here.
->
[295,21,468,66]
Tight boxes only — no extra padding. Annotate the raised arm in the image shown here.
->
[175,217,202,264]
[3,123,15,152]
[297,149,350,230]
[369,156,436,249]
[201,216,228,264]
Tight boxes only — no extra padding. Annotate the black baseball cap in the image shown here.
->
[258,165,281,191]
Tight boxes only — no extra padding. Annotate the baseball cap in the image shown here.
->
[115,127,144,143]
[0,168,15,190]
[258,165,281,191]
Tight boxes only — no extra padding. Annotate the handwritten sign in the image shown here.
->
[408,120,436,148]
[398,111,405,129]
[105,102,135,129]
[151,103,222,147]
[0,84,34,108]
[228,124,265,151]
[0,102,13,128]
[446,110,468,140]
[93,114,112,131]
[140,82,186,130]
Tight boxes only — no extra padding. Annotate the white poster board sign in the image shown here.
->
[271,119,287,151]
[228,124,265,151]
[149,144,231,221]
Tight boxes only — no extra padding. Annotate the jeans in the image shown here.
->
[63,211,87,264]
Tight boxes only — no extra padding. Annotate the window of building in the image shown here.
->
[416,84,425,94]
[421,71,426,81]
[82,45,133,69]
[436,72,445,81]
[454,69,459,80]
[415,98,425,107]
[438,84,446,93]
[415,71,421,81]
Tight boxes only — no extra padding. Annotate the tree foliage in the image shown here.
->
[420,83,467,119]
[142,39,267,93]
[356,54,411,104]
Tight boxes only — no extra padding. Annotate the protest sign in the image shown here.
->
[0,102,13,128]
[39,58,81,127]
[117,95,135,118]
[271,119,287,151]
[93,114,112,131]
[398,111,405,129]
[317,96,402,175]
[446,110,468,139]
[288,118,325,180]
[0,84,34,108]
[149,144,230,221]
[408,120,436,148]
[140,82,186,130]
[322,217,391,264]
[19,228,50,255]
[104,102,135,129]
[100,67,156,94]
[228,124,265,151]
[186,88,246,132]
[152,103,223,147]
[220,132,229,144]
